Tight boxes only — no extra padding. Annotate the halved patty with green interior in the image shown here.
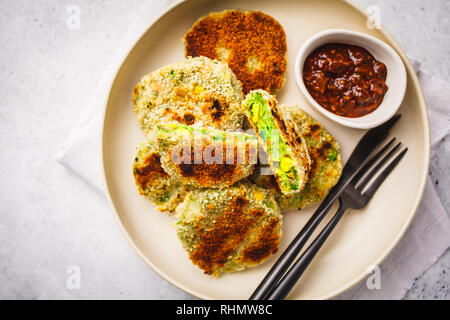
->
[175,182,282,277]
[156,123,258,189]
[133,134,190,213]
[250,106,342,211]
[244,90,311,194]
[132,56,245,135]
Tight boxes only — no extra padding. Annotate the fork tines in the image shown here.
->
[354,137,408,197]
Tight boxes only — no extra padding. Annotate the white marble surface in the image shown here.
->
[0,0,448,299]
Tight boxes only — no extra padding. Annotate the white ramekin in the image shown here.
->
[295,29,407,129]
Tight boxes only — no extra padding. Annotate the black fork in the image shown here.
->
[265,138,408,300]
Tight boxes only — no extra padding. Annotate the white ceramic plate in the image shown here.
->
[102,0,430,299]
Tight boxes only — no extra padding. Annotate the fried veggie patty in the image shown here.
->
[250,107,342,211]
[133,135,189,212]
[132,56,245,134]
[175,182,282,276]
[184,10,287,94]
[244,90,311,195]
[156,124,258,189]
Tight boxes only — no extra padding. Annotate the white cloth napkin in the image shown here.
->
[336,176,450,299]
[55,0,176,191]
[55,1,450,299]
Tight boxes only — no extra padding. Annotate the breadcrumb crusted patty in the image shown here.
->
[132,56,245,134]
[175,182,282,277]
[133,135,190,212]
[250,107,342,211]
[244,90,311,194]
[156,124,257,189]
[184,10,287,94]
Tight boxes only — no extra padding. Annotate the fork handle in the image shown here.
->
[250,204,331,299]
[266,199,347,300]
[249,193,342,300]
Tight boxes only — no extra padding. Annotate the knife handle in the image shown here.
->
[249,194,337,300]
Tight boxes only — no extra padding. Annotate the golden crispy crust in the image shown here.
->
[175,183,282,276]
[133,137,189,213]
[184,10,287,94]
[190,196,266,275]
[250,107,342,211]
[167,140,255,188]
[132,56,245,135]
[240,216,280,264]
[157,125,257,189]
[134,153,168,192]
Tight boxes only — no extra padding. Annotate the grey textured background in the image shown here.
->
[0,0,448,299]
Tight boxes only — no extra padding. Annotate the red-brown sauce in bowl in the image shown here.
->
[303,43,388,118]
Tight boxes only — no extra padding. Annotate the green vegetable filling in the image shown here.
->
[247,92,299,191]
[157,124,257,144]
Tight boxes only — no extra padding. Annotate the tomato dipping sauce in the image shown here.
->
[303,43,388,118]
